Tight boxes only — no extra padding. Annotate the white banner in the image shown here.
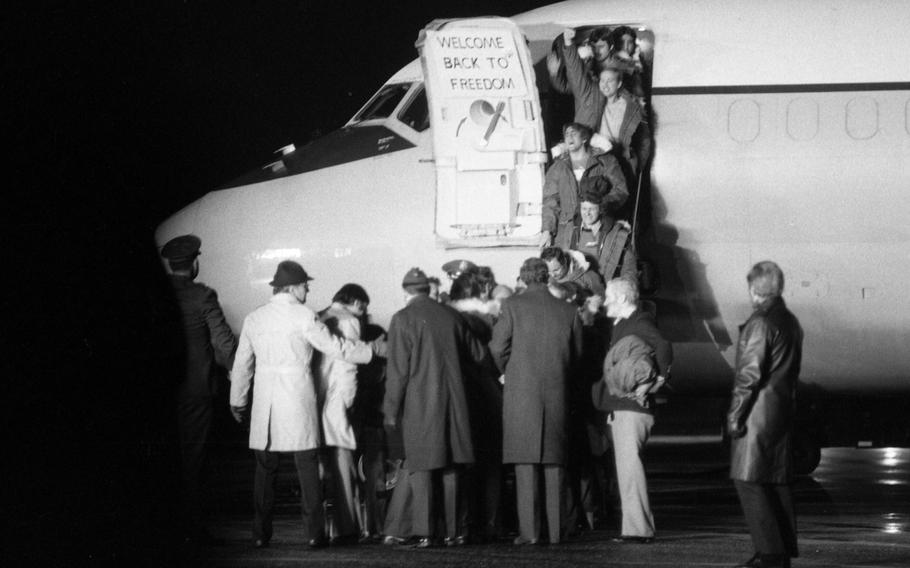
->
[425,29,527,98]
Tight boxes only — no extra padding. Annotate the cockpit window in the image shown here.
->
[352,83,411,123]
[398,87,429,132]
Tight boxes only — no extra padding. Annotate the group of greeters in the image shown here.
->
[163,228,803,568]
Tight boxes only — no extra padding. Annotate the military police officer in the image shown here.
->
[161,234,238,545]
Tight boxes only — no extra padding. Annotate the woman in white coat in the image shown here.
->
[315,283,372,543]
[230,262,375,549]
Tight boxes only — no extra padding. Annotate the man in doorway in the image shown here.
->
[563,27,652,184]
[728,261,803,568]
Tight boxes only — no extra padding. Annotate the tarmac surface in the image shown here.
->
[188,444,910,567]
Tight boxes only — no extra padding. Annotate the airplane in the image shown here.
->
[156,0,910,473]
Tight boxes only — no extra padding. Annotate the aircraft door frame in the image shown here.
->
[417,17,547,248]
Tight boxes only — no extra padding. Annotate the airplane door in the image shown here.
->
[417,18,546,247]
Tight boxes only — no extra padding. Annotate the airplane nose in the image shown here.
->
[155,200,201,249]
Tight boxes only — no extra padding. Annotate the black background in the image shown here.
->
[5,1,551,564]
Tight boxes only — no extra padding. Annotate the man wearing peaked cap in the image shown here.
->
[161,234,238,546]
[161,234,202,264]
[383,267,486,547]
[441,259,477,280]
[229,260,381,549]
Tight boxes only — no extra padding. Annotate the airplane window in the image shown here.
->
[397,87,429,132]
[352,83,411,123]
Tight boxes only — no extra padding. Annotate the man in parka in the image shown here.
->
[489,258,584,545]
[566,182,638,285]
[727,261,803,568]
[229,261,378,550]
[161,234,237,545]
[382,268,486,548]
[540,122,628,248]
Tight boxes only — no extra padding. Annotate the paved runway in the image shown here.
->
[193,445,909,567]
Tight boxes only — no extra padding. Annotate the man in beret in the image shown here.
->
[229,260,381,549]
[382,268,486,547]
[161,234,238,546]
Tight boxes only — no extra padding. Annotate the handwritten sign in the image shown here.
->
[425,29,527,98]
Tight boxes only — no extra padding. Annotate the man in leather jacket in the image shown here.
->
[727,261,803,568]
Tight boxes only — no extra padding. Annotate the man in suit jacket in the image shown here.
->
[489,258,584,545]
[382,268,485,548]
[728,261,803,568]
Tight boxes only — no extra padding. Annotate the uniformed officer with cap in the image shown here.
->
[441,259,477,281]
[161,234,238,546]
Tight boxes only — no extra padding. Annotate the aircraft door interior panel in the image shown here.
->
[418,17,546,247]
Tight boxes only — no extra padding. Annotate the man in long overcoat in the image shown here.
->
[727,261,803,568]
[229,261,375,549]
[489,257,583,545]
[161,234,237,544]
[382,268,485,547]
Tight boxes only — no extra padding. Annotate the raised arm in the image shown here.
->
[562,28,595,103]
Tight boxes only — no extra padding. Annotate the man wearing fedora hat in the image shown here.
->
[160,234,238,546]
[383,268,486,548]
[229,260,380,550]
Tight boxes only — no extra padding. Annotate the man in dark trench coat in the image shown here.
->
[382,268,486,547]
[490,257,584,545]
[727,261,803,568]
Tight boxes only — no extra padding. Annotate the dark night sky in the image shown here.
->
[5,1,552,563]
[10,1,553,227]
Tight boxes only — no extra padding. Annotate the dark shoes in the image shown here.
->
[612,535,654,544]
[411,537,438,549]
[183,528,225,547]
[307,537,328,549]
[734,553,791,568]
[444,535,469,547]
[383,535,420,546]
[329,534,359,546]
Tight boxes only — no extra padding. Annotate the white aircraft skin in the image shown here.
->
[157,0,910,452]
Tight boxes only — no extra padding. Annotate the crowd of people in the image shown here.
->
[160,24,804,568]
